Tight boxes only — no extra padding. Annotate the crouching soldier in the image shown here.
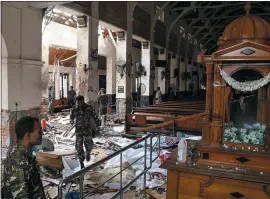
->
[70,95,100,168]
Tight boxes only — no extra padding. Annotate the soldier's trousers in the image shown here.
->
[75,132,94,161]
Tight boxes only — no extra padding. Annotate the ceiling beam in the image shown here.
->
[197,6,245,44]
[172,2,250,11]
[180,13,270,21]
[29,1,69,9]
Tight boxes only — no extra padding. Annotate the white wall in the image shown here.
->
[99,35,116,95]
[132,47,141,92]
[1,2,43,111]
[42,21,120,97]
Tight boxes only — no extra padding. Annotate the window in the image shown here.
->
[188,33,193,44]
[188,33,192,40]
[156,6,164,22]
[180,26,184,34]
[180,26,185,38]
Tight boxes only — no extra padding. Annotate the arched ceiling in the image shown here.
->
[167,1,270,54]
[39,1,270,55]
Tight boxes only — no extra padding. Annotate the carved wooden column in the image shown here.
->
[201,62,214,145]
[267,85,270,123]
[210,63,223,147]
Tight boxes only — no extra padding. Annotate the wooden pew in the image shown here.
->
[126,100,206,133]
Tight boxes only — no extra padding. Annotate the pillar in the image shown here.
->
[210,64,223,147]
[140,41,152,106]
[76,2,99,111]
[116,2,136,116]
[157,49,167,102]
[201,63,214,145]
[184,33,190,93]
[106,56,116,105]
[192,62,198,96]
[179,57,185,96]
[170,54,178,95]
[1,2,43,149]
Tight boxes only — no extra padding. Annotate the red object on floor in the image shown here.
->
[107,106,112,113]
[41,119,46,130]
[159,153,171,163]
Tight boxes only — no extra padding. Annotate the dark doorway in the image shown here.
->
[99,75,106,91]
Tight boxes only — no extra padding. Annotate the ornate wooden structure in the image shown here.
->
[197,2,270,170]
[162,3,270,198]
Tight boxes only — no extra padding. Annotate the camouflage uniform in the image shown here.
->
[70,103,100,162]
[98,94,108,116]
[2,144,46,199]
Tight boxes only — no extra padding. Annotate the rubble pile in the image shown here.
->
[37,112,201,198]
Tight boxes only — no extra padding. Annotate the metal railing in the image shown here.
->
[58,132,161,199]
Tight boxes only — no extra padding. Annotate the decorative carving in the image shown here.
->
[236,157,250,163]
[264,124,270,151]
[241,48,255,55]
[230,192,244,198]
[200,176,215,198]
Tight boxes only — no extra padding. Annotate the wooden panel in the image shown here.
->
[165,162,270,199]
[134,115,147,125]
[167,170,179,199]
[48,47,76,67]
[203,178,269,199]
[213,41,270,61]
[198,147,270,172]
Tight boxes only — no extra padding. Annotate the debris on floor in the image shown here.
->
[31,112,200,198]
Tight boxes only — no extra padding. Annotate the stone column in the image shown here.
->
[157,49,167,102]
[184,34,190,92]
[141,41,151,106]
[115,2,136,116]
[106,56,116,105]
[88,2,99,109]
[76,2,99,111]
[179,57,185,96]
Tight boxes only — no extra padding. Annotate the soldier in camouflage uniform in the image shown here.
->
[2,116,45,199]
[97,88,108,118]
[70,95,100,168]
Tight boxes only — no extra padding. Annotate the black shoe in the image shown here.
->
[86,154,90,162]
[80,161,85,169]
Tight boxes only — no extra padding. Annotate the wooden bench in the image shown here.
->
[52,98,69,112]
[126,100,206,133]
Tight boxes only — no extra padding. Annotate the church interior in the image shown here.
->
[1,1,270,198]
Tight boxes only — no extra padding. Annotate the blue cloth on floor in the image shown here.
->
[65,192,80,199]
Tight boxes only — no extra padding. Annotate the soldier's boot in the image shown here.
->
[80,160,85,169]
[86,153,90,162]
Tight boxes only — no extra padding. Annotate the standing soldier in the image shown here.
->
[97,88,108,126]
[2,116,46,198]
[70,95,100,168]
